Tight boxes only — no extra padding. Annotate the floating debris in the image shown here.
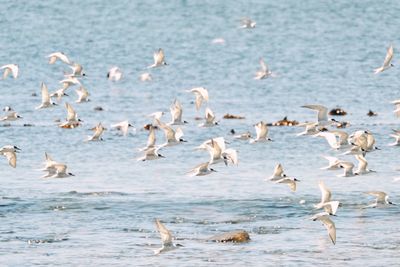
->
[208,230,250,243]
[329,108,347,116]
[223,114,245,119]
[367,110,377,117]
[268,116,299,126]
[94,106,103,111]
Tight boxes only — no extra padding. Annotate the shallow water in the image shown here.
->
[0,1,400,266]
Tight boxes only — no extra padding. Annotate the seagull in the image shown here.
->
[169,99,187,125]
[111,120,133,136]
[254,58,273,80]
[354,154,374,175]
[374,44,394,74]
[42,163,74,178]
[139,72,152,81]
[302,105,338,128]
[1,64,19,79]
[36,82,57,109]
[338,161,356,177]
[157,120,186,147]
[275,177,300,192]
[296,123,319,136]
[269,163,286,181]
[250,121,272,143]
[148,48,167,68]
[310,212,336,245]
[87,123,105,141]
[199,107,218,127]
[233,131,252,140]
[137,147,165,161]
[59,103,82,128]
[107,66,123,81]
[154,219,181,255]
[60,76,81,90]
[321,156,341,170]
[364,191,395,208]
[240,17,256,28]
[187,87,209,111]
[47,52,71,65]
[75,86,90,103]
[188,162,217,176]
[0,111,22,121]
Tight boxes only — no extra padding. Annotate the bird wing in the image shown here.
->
[155,219,173,245]
[365,191,386,201]
[382,44,394,68]
[317,132,339,149]
[222,148,238,165]
[302,105,328,122]
[154,49,165,65]
[255,122,268,139]
[321,216,336,245]
[259,58,268,72]
[273,163,284,176]
[319,180,332,203]
[205,107,215,123]
[4,152,16,168]
[41,82,50,103]
[323,201,340,215]
[147,126,156,147]
[65,103,76,121]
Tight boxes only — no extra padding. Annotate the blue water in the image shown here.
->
[1,1,400,266]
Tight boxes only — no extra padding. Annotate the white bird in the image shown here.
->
[148,48,167,68]
[137,147,165,161]
[157,120,186,147]
[139,72,152,81]
[187,87,209,111]
[1,64,19,79]
[36,82,57,109]
[314,181,332,209]
[302,105,337,128]
[50,87,69,102]
[254,58,273,80]
[75,86,90,103]
[250,121,272,143]
[354,154,374,175]
[87,123,105,141]
[194,137,226,151]
[60,76,81,90]
[374,44,394,74]
[107,66,123,81]
[47,52,71,65]
[389,130,400,146]
[275,177,300,192]
[296,123,319,136]
[188,162,217,176]
[364,191,395,208]
[40,152,59,171]
[240,17,256,28]
[42,163,74,178]
[154,219,181,255]
[59,103,82,128]
[111,120,133,136]
[269,163,286,181]
[338,161,356,177]
[139,125,157,151]
[310,212,336,245]
[68,63,85,77]
[314,131,340,149]
[204,138,238,166]
[1,151,17,168]
[0,111,22,122]
[234,131,252,140]
[169,99,187,125]
[199,107,218,127]
[321,156,341,170]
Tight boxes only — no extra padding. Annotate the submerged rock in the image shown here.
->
[223,114,245,119]
[208,230,250,243]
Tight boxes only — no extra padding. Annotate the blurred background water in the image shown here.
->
[0,0,399,266]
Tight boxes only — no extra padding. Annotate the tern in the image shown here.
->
[0,111,22,121]
[148,48,167,68]
[275,177,299,192]
[111,120,133,136]
[154,219,182,255]
[338,161,357,177]
[169,99,187,125]
[314,181,332,209]
[107,66,123,81]
[87,123,105,141]
[310,212,336,245]
[314,131,340,149]
[187,87,209,111]
[363,191,395,208]
[199,107,218,127]
[47,52,71,65]
[254,58,273,80]
[137,147,165,161]
[1,64,19,79]
[250,121,272,143]
[354,154,374,175]
[321,156,341,170]
[50,87,69,102]
[205,138,238,165]
[240,17,256,28]
[60,76,81,90]
[157,119,186,147]
[188,162,217,176]
[68,63,85,77]
[140,125,157,151]
[59,103,82,128]
[36,82,57,109]
[302,105,337,128]
[374,44,394,74]
[269,163,286,181]
[75,86,90,103]
[194,137,226,151]
[42,163,74,178]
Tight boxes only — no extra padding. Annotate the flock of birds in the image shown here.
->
[0,17,398,254]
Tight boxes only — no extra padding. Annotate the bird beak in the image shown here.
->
[14,146,21,151]
[64,93,69,96]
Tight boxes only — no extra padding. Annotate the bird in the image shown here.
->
[250,121,272,143]
[233,131,252,140]
[354,154,374,175]
[87,123,105,141]
[75,86,90,103]
[111,120,133,136]
[239,17,256,28]
[107,66,123,81]
[321,156,341,170]
[310,212,336,245]
[269,163,286,181]
[0,146,18,168]
[169,99,187,125]
[302,105,337,128]
[313,131,340,150]
[36,82,57,109]
[1,64,19,79]
[314,181,332,209]
[60,76,81,90]
[374,44,394,74]
[157,120,186,147]
[205,138,238,166]
[137,147,165,161]
[338,161,356,177]
[42,163,74,178]
[140,125,157,151]
[68,63,85,77]
[0,111,22,121]
[296,123,319,136]
[194,137,226,151]
[59,103,82,128]
[187,87,209,111]
[154,219,182,255]
[199,107,218,127]
[188,162,217,176]
[275,177,300,192]
[148,48,167,68]
[0,145,21,154]
[50,87,69,102]
[47,52,71,65]
[363,191,395,208]
[139,72,152,81]
[254,58,273,80]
